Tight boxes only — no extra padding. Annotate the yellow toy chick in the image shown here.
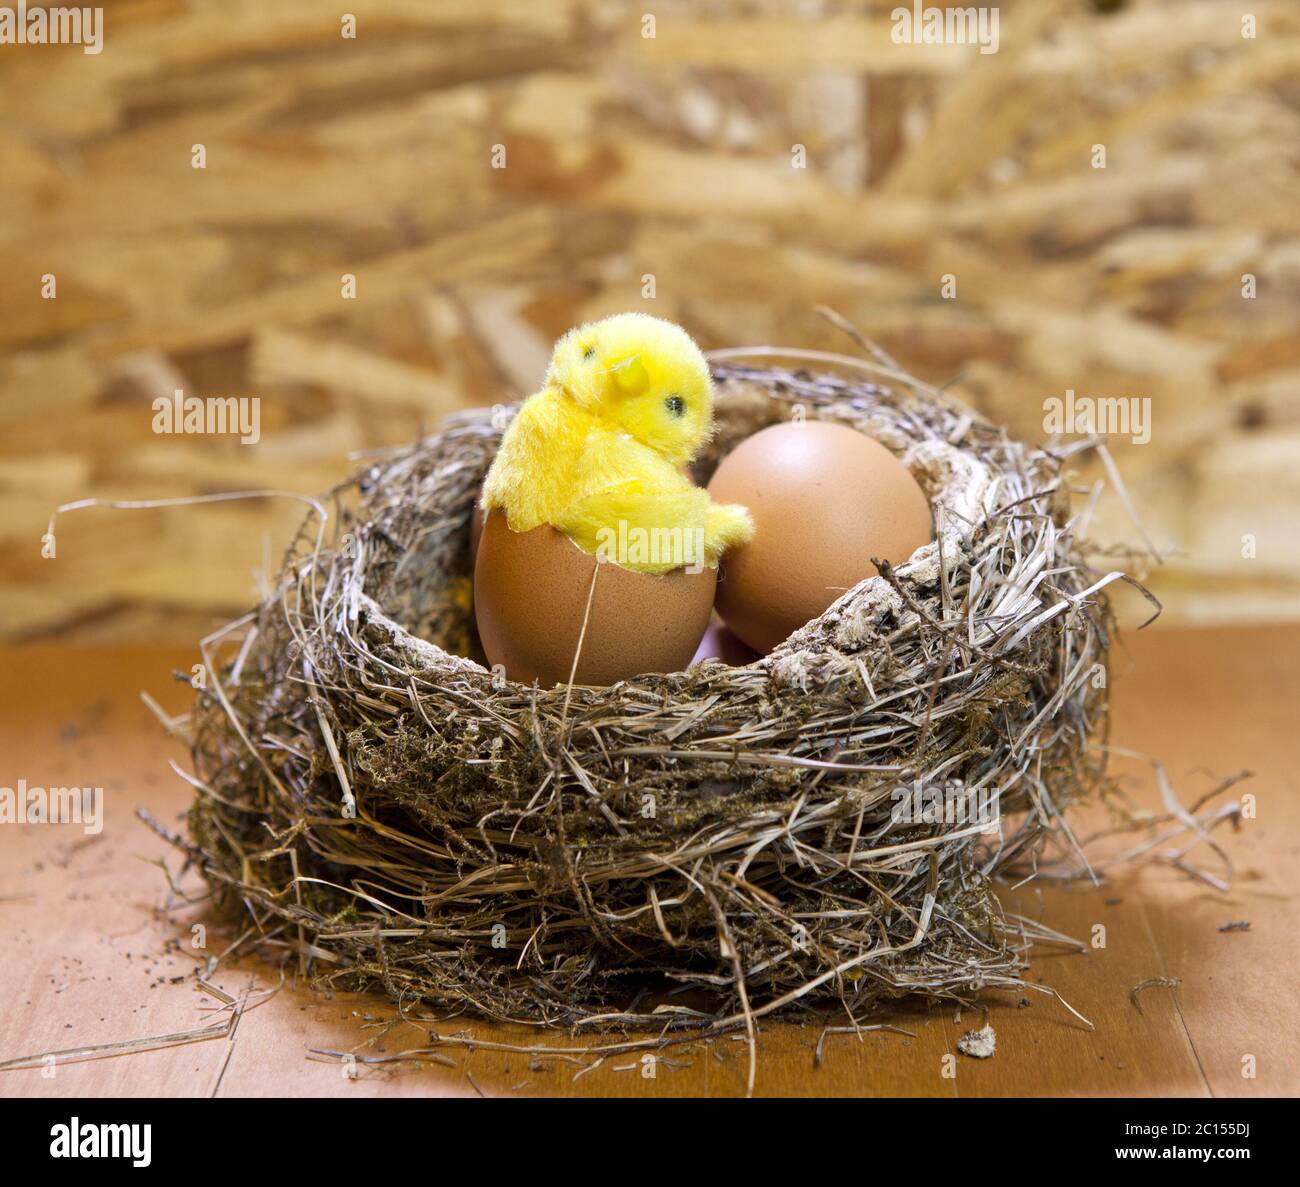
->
[481,313,753,575]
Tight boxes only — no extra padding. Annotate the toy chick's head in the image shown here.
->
[547,313,714,464]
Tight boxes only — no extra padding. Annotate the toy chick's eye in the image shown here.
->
[665,395,685,418]
[582,346,595,360]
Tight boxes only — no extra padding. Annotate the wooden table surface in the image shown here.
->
[1,625,1297,1098]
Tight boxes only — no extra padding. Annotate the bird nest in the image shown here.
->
[180,357,1138,1033]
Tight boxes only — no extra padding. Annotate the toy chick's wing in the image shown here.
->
[552,429,756,572]
[552,484,715,575]
[704,502,755,560]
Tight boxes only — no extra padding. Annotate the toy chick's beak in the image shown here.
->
[611,355,649,395]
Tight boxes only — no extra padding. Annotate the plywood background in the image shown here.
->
[2,0,1298,642]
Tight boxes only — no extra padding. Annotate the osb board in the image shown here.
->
[1,0,1299,643]
[0,623,1296,1097]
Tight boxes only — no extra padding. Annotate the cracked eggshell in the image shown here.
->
[474,511,716,687]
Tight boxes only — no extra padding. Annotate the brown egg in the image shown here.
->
[474,511,717,687]
[707,421,932,654]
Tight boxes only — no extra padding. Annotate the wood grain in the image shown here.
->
[1,623,1295,1097]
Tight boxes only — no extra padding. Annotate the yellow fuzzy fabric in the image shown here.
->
[481,312,753,574]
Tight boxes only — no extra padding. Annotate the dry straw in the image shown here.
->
[171,347,1163,1039]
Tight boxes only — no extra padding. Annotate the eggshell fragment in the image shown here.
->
[474,511,716,687]
[707,421,932,654]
